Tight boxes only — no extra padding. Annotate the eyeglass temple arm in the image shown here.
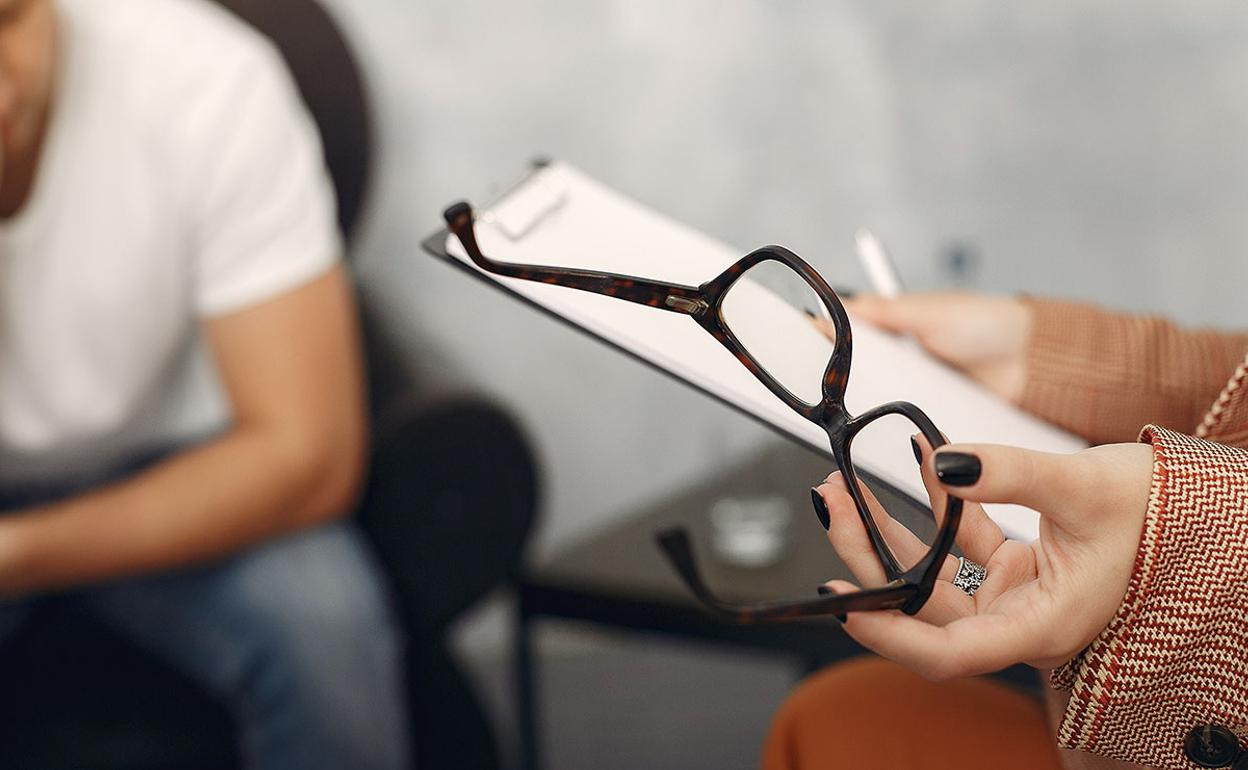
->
[443,202,708,316]
[654,527,917,624]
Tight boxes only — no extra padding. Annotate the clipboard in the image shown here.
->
[420,158,835,463]
[422,159,1086,542]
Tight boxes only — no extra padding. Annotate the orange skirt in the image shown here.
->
[762,656,1063,770]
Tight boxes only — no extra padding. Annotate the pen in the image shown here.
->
[854,228,904,299]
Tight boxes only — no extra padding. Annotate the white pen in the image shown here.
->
[854,228,904,298]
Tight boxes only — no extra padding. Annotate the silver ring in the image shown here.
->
[952,557,988,597]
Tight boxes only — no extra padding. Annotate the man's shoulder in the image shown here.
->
[62,0,285,114]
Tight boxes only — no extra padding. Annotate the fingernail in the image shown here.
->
[910,435,922,465]
[803,309,816,319]
[816,584,847,623]
[810,487,830,530]
[934,452,981,487]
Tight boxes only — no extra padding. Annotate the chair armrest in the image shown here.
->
[356,393,539,636]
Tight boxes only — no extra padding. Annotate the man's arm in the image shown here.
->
[0,265,366,596]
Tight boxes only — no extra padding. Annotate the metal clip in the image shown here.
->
[479,166,568,241]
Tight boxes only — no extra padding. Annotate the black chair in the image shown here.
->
[0,2,538,768]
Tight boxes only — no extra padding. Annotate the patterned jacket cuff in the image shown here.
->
[1052,426,1248,768]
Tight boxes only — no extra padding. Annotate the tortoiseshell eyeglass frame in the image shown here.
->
[443,201,963,621]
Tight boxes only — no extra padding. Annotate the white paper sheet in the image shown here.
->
[442,162,1087,542]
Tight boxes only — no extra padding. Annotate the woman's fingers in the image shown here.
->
[820,576,971,627]
[826,580,1036,680]
[843,295,928,335]
[913,434,1005,563]
[968,538,1036,609]
[809,315,837,342]
[816,475,890,587]
[818,472,959,582]
[818,472,972,625]
[930,443,1106,531]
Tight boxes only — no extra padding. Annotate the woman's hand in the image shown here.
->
[815,437,1154,679]
[831,293,1033,401]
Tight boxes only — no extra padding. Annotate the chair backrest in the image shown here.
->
[211,0,372,244]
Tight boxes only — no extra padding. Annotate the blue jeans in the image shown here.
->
[0,478,410,770]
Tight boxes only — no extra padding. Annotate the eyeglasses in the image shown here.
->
[443,201,962,621]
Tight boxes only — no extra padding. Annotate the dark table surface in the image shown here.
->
[518,440,938,659]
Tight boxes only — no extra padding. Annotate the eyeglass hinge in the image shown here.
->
[665,296,709,316]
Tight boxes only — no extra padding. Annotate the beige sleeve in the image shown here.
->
[1017,298,1248,444]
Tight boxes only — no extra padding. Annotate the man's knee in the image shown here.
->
[213,523,410,768]
[220,523,405,696]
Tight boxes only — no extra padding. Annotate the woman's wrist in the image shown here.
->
[1006,296,1033,402]
[975,296,1032,403]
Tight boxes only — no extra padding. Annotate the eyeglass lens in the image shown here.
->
[718,259,835,405]
[845,412,941,570]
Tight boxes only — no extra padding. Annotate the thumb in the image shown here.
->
[930,443,1088,527]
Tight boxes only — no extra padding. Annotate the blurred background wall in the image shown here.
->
[324,0,1248,567]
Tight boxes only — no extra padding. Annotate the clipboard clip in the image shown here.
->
[479,160,568,241]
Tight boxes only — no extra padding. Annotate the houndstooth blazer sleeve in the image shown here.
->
[1047,354,1248,769]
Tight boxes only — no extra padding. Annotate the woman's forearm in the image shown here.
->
[1018,298,1248,444]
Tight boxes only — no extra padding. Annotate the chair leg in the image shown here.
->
[514,593,540,770]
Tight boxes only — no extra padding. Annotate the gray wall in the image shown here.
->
[325,0,1248,556]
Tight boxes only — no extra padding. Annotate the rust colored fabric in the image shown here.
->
[1049,426,1248,768]
[761,656,1063,770]
[1196,356,1248,448]
[1017,298,1248,446]
[1043,688,1150,770]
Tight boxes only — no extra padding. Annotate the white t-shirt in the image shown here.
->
[0,0,342,488]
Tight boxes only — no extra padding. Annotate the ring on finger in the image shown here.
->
[951,556,987,597]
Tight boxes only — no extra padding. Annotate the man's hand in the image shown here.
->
[816,436,1154,679]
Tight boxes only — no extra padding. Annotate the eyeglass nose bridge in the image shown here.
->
[817,397,850,433]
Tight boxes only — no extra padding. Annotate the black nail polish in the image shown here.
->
[934,452,982,487]
[810,487,830,530]
[910,435,922,465]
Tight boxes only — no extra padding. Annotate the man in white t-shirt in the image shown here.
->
[0,1,409,767]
